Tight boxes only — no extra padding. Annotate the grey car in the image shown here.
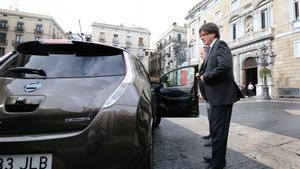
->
[0,40,199,169]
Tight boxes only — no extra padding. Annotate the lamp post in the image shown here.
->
[254,45,276,100]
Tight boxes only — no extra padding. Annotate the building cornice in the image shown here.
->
[92,22,151,34]
[185,0,209,20]
[157,24,187,43]
[0,8,65,34]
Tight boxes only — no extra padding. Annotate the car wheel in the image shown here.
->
[142,132,153,169]
[154,116,161,127]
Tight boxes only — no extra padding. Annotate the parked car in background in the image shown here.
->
[0,40,198,169]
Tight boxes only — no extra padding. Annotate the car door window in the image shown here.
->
[161,67,195,88]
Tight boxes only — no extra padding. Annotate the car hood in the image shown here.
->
[0,76,124,135]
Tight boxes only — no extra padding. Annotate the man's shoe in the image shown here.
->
[204,140,212,147]
[203,156,212,163]
[202,135,210,139]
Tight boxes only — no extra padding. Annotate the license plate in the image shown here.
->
[0,154,52,169]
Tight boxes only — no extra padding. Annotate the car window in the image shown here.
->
[0,53,126,78]
[161,67,195,87]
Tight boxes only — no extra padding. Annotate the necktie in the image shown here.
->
[207,47,211,56]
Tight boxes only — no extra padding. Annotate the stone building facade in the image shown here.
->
[148,51,161,78]
[91,22,151,71]
[0,8,66,57]
[185,0,300,98]
[156,22,188,74]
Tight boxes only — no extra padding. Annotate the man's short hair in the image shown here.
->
[199,23,220,39]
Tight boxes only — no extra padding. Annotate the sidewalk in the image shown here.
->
[164,116,300,169]
[239,97,300,103]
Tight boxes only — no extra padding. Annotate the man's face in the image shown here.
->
[199,48,207,60]
[200,31,215,46]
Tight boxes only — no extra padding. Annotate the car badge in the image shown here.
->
[24,81,42,92]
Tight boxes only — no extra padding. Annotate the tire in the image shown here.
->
[142,132,153,169]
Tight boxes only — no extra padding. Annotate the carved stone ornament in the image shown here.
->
[244,16,254,33]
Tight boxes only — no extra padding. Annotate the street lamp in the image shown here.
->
[254,45,276,100]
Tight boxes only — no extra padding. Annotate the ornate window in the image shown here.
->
[138,37,144,46]
[126,36,131,45]
[0,47,4,56]
[16,34,23,43]
[113,34,118,44]
[230,17,240,41]
[260,8,269,29]
[229,15,241,41]
[294,0,300,21]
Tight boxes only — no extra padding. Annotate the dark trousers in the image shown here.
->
[206,103,213,136]
[210,104,233,168]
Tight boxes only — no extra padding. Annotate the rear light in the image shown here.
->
[103,52,134,108]
[102,82,130,108]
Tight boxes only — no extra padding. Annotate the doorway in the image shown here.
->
[243,57,257,96]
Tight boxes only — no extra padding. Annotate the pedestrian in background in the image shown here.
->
[241,82,246,96]
[198,47,213,147]
[247,82,254,98]
[198,22,244,169]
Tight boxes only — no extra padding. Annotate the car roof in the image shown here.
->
[16,39,125,56]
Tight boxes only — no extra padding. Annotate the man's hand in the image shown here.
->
[196,72,200,79]
[200,75,204,82]
[197,93,203,99]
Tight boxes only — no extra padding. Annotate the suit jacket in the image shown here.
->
[199,39,244,106]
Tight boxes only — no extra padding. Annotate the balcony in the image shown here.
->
[34,29,44,34]
[138,42,144,47]
[99,38,105,43]
[126,41,132,46]
[0,40,8,46]
[112,40,119,45]
[228,27,274,49]
[160,37,187,49]
[0,25,9,31]
[15,27,24,33]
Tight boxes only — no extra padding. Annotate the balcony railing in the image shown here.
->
[112,40,119,44]
[0,40,8,46]
[34,29,44,34]
[228,27,274,49]
[160,37,187,49]
[138,43,144,47]
[99,38,105,43]
[0,25,9,31]
[15,27,24,33]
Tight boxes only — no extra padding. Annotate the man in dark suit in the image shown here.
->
[198,23,244,169]
[198,47,213,147]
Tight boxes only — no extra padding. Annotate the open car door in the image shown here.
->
[156,65,199,118]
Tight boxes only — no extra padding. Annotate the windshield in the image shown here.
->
[0,53,126,78]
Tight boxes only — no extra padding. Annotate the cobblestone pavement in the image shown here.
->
[153,118,271,169]
[153,99,300,169]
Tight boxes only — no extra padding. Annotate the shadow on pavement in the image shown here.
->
[153,119,271,169]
